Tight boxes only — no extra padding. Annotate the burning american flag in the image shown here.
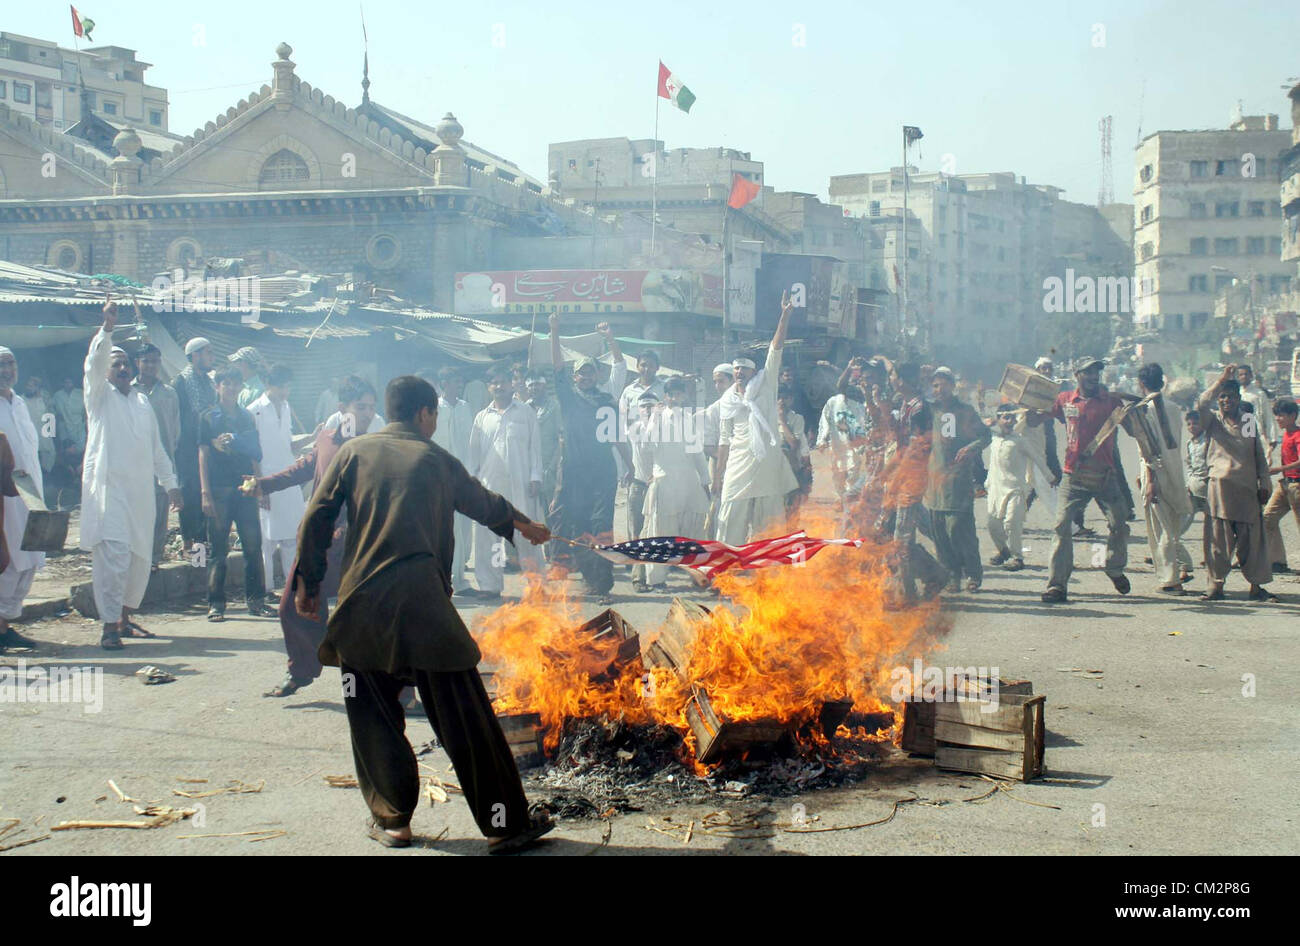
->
[589,531,863,579]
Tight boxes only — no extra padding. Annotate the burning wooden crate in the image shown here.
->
[901,677,1032,756]
[568,608,641,684]
[934,693,1045,782]
[497,712,545,770]
[644,598,710,681]
[685,688,788,765]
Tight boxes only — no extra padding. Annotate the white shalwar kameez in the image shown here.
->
[817,393,868,499]
[1014,414,1057,518]
[247,393,305,589]
[985,429,1052,560]
[467,400,543,592]
[717,344,798,545]
[1134,397,1192,587]
[79,330,177,622]
[433,394,476,586]
[0,389,45,620]
[642,407,710,586]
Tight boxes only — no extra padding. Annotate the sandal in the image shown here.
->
[100,631,124,650]
[264,674,309,698]
[1248,588,1279,603]
[488,809,555,855]
[120,621,157,639]
[1200,588,1225,601]
[207,608,225,623]
[366,818,412,848]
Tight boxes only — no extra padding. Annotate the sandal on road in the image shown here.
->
[120,621,158,639]
[100,631,124,650]
[264,674,310,698]
[1248,588,1279,603]
[1200,588,1225,602]
[206,608,225,623]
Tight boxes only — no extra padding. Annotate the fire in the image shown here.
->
[473,453,951,768]
[475,573,654,750]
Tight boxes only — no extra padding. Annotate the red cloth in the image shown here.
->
[727,173,760,210]
[1050,387,1125,474]
[1282,427,1300,480]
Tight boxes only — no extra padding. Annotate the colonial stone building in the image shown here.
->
[0,42,589,312]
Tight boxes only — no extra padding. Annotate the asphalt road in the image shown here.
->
[2,440,1297,856]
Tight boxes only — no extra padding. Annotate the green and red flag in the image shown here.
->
[657,61,695,113]
[70,6,95,41]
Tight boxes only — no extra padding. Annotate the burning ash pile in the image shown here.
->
[472,514,948,818]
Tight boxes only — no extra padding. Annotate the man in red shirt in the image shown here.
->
[1031,356,1134,603]
[1264,398,1300,568]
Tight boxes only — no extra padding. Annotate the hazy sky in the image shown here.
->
[11,1,1296,205]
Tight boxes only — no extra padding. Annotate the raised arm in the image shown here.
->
[771,290,794,352]
[83,300,117,415]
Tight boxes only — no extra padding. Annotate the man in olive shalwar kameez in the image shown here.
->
[294,375,554,851]
[1197,365,1275,602]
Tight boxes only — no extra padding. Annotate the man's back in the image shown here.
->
[298,422,524,675]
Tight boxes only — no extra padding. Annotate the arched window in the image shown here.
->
[258,149,310,187]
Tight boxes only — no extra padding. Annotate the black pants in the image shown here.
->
[177,457,205,545]
[341,663,530,836]
[550,469,617,594]
[206,486,266,612]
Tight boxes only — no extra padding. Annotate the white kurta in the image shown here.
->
[644,406,711,585]
[247,393,305,542]
[468,400,544,589]
[1134,397,1192,586]
[719,345,798,505]
[986,431,1051,520]
[1014,414,1057,516]
[0,392,45,575]
[432,395,475,581]
[717,345,797,544]
[79,330,177,560]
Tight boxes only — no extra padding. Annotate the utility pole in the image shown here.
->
[591,156,601,269]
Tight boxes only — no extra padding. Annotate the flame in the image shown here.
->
[473,449,950,767]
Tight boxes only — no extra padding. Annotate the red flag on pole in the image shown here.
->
[727,172,760,209]
[71,5,84,37]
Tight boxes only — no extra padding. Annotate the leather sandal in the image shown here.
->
[366,818,412,848]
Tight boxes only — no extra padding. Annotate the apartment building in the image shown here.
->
[0,32,168,131]
[1132,114,1292,333]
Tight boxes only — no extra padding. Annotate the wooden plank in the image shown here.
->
[685,689,787,765]
[935,693,1035,731]
[13,471,69,552]
[935,746,1028,781]
[645,598,710,681]
[934,720,1025,753]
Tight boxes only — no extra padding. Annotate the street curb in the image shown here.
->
[30,552,253,622]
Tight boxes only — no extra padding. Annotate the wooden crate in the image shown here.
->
[644,598,711,682]
[934,693,1045,782]
[684,688,788,765]
[997,364,1060,413]
[573,608,641,684]
[497,712,545,771]
[13,471,69,552]
[901,677,1032,756]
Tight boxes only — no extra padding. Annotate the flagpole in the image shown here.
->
[901,125,908,352]
[651,88,660,258]
[722,204,730,362]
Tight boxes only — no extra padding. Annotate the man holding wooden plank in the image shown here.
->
[1030,356,1134,604]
